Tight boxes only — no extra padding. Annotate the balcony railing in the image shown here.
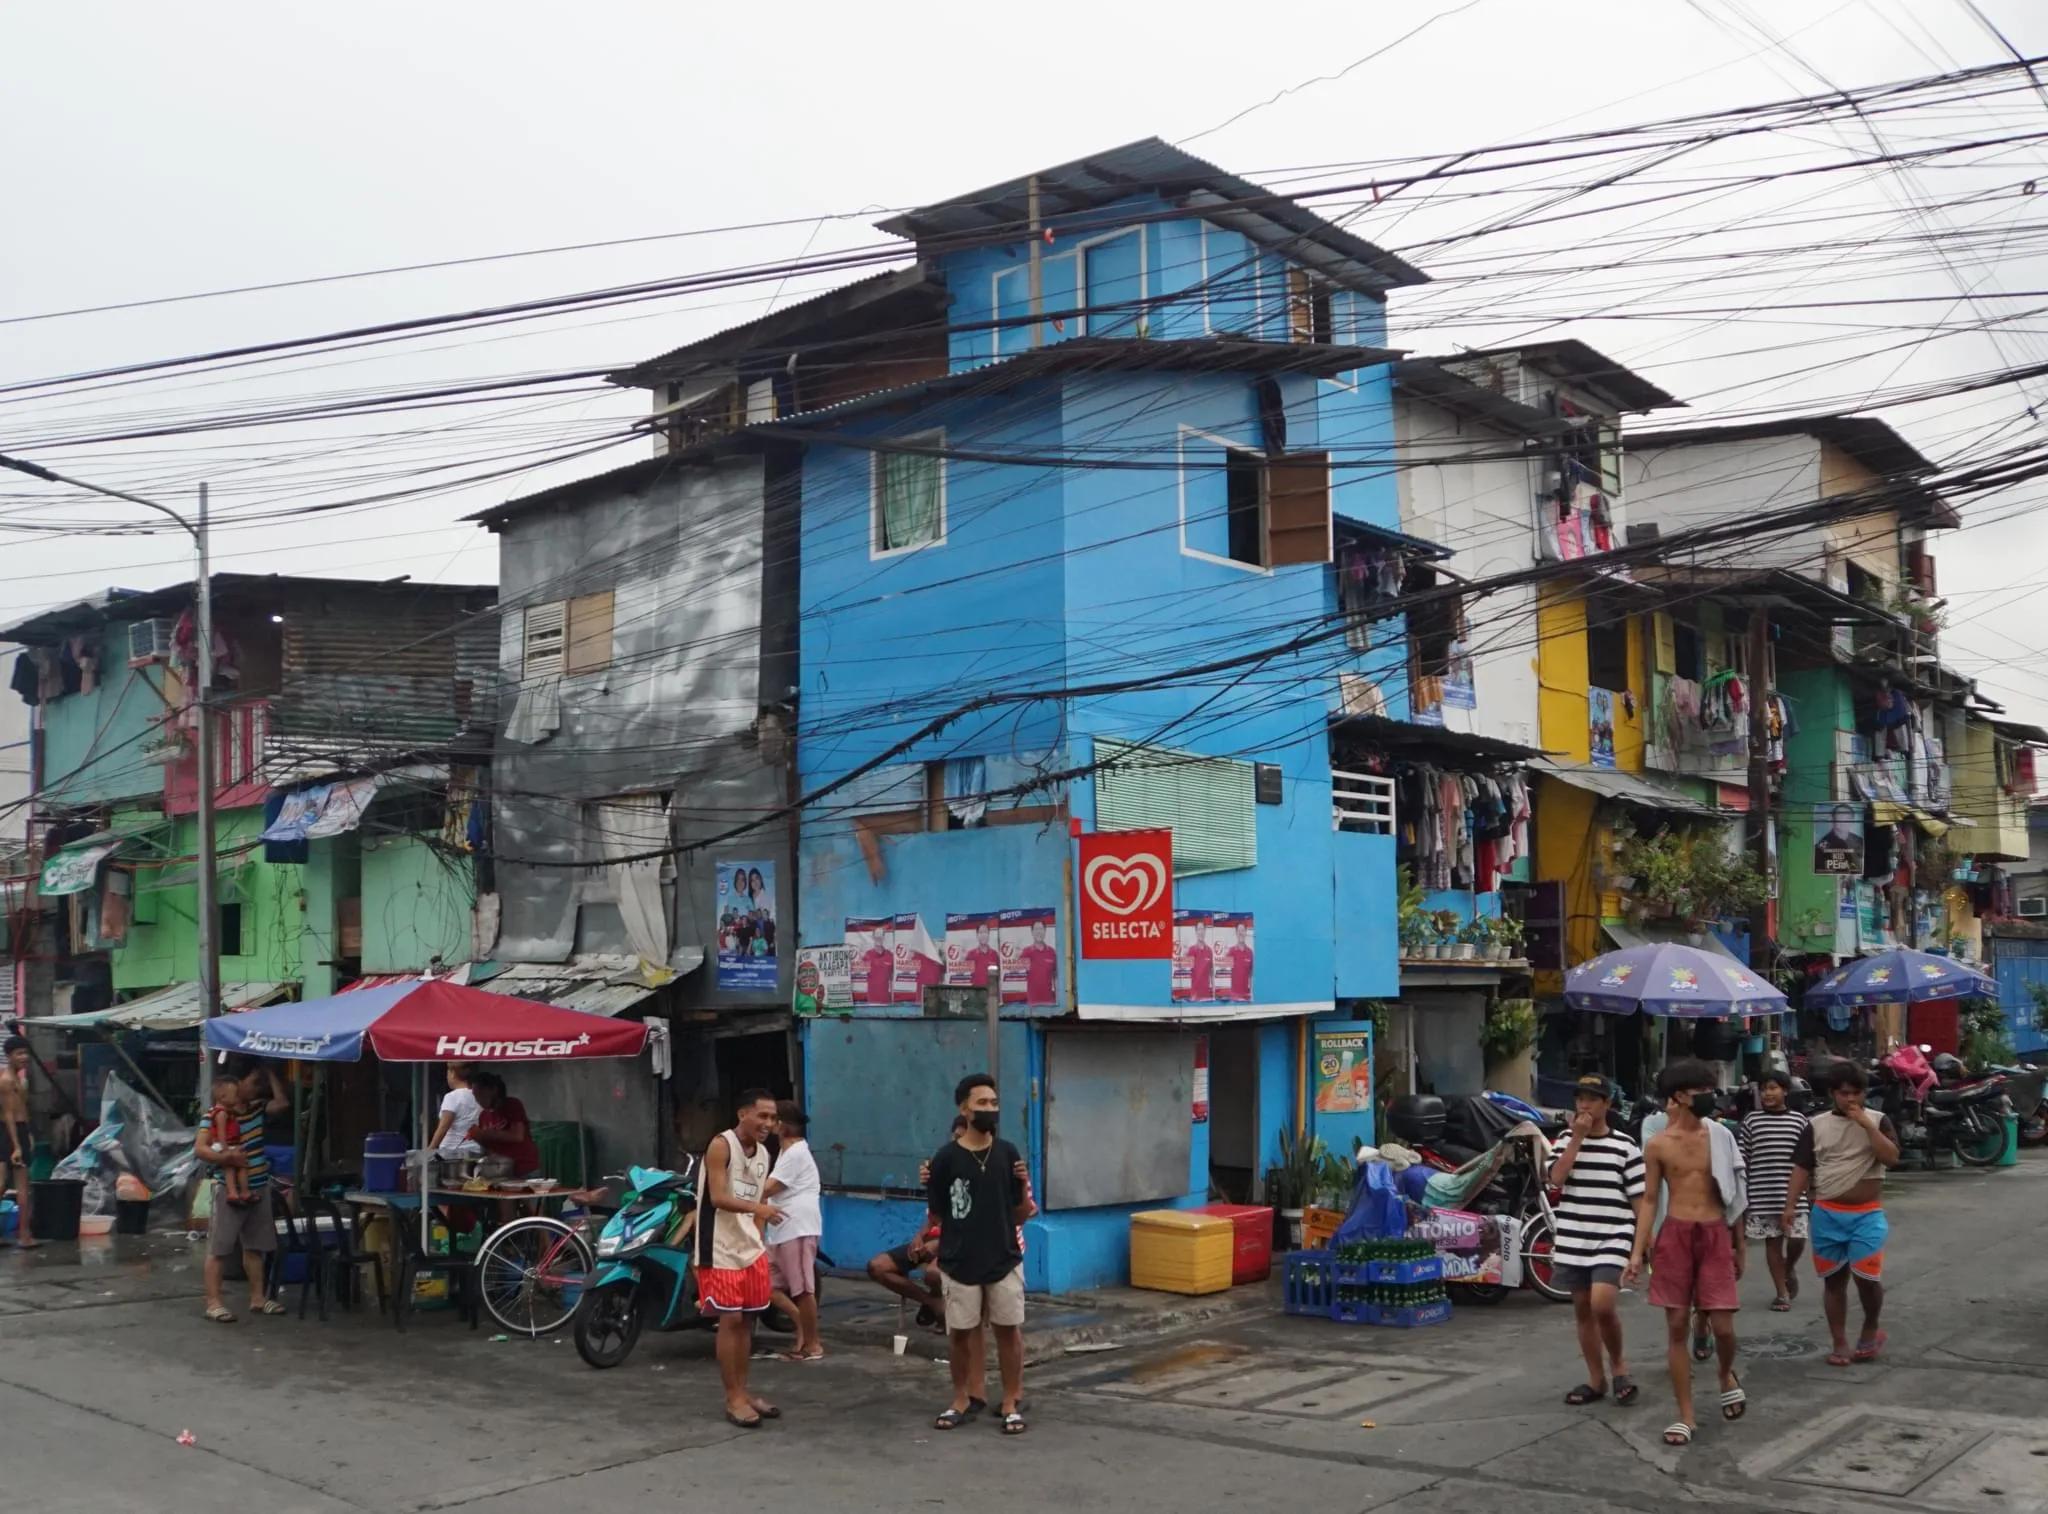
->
[163,699,272,815]
[1332,770,1397,834]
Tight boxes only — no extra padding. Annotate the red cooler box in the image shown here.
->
[1192,1203,1274,1285]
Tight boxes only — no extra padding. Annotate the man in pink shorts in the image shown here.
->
[1626,1059,1748,1448]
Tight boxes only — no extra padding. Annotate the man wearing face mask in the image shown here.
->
[1626,1060,1748,1448]
[927,1073,1028,1435]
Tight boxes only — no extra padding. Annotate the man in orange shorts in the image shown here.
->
[1782,1061,1900,1367]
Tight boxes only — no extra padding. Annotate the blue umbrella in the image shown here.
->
[1564,943,1790,1019]
[1802,948,1996,1010]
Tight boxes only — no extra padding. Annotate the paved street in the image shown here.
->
[3,1155,2045,1514]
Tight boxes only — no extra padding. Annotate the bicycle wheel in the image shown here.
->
[1521,1214,1570,1303]
[475,1217,593,1336]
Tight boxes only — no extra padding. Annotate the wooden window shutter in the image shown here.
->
[1265,451,1332,566]
[565,590,615,675]
[522,601,566,678]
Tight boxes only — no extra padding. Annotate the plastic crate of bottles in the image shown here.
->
[1328,1237,1445,1287]
[1282,1250,1334,1317]
[1377,1297,1453,1329]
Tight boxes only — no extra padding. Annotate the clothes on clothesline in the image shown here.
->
[1396,763,1530,892]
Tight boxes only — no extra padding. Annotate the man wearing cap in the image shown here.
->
[1548,1074,1646,1408]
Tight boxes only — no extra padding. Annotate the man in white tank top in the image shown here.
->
[695,1090,784,1427]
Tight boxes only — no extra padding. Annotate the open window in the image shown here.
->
[1285,269,1334,345]
[1181,431,1331,570]
[1586,607,1632,693]
[872,439,946,556]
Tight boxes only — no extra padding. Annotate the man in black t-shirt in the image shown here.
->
[927,1073,1028,1435]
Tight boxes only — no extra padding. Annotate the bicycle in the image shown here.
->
[471,1206,597,1337]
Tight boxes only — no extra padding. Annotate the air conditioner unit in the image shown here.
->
[2018,896,2047,919]
[125,617,175,668]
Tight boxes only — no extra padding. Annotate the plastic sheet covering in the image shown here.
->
[1419,1125,1543,1211]
[51,1073,200,1221]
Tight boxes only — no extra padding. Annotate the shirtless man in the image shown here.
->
[1,1037,36,1248]
[1782,1060,1900,1367]
[1627,1059,1747,1447]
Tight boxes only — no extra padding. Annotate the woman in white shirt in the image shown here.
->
[428,1062,485,1157]
[764,1101,825,1361]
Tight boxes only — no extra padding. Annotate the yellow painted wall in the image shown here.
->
[1617,616,1647,774]
[1537,583,1590,763]
[1819,446,1900,585]
[1533,776,1608,986]
[1952,719,2029,859]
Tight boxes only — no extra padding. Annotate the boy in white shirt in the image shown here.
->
[764,1101,825,1361]
[428,1062,484,1157]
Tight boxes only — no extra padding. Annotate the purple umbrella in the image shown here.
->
[1564,942,1789,1019]
[1802,948,1996,1011]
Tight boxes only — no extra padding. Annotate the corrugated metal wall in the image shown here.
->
[274,586,495,757]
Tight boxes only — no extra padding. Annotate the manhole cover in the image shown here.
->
[1744,1333,1821,1361]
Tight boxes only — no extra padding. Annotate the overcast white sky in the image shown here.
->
[4,1,2047,714]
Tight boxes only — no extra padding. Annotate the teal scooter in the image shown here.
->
[573,1161,709,1368]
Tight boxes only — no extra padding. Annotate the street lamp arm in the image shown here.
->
[0,452,198,541]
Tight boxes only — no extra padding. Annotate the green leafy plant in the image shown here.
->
[1264,1125,1327,1210]
[1492,914,1525,951]
[1480,997,1539,1064]
[1966,996,2018,1072]
[1614,818,1767,924]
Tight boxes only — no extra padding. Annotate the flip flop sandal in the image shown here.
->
[1613,1376,1640,1406]
[1853,1331,1887,1362]
[1564,1383,1607,1405]
[1826,1350,1854,1367]
[1691,1329,1714,1362]
[751,1403,782,1420]
[1770,1297,1792,1312]
[966,1397,987,1417]
[253,1300,288,1316]
[725,1410,763,1430]
[1000,1411,1027,1435]
[1662,1423,1694,1447]
[203,1305,237,1324]
[934,1407,971,1430]
[1720,1383,1747,1421]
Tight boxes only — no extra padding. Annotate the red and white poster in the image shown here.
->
[945,911,1004,990]
[891,913,945,1003]
[846,916,895,1007]
[1077,828,1173,959]
[1192,1034,1210,1123]
[1172,909,1254,1003]
[1215,911,1255,1002]
[1000,906,1059,1006]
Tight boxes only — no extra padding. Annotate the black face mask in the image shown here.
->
[1688,1092,1718,1119]
[969,1109,1000,1135]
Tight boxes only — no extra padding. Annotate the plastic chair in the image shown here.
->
[265,1195,333,1321]
[392,1218,481,1332]
[307,1196,385,1314]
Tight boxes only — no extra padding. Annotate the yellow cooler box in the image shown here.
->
[1129,1209,1237,1295]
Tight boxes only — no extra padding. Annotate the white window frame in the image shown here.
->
[1074,226,1148,339]
[869,433,948,560]
[522,600,566,679]
[1177,424,1269,576]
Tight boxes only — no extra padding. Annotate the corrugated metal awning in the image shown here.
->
[1601,922,1741,963]
[34,979,291,1032]
[485,950,701,1017]
[1535,761,1721,817]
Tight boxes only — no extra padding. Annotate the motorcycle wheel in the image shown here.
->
[2019,1102,2048,1148]
[1453,1282,1508,1305]
[1954,1111,2012,1167]
[573,1281,645,1369]
[1521,1215,1570,1304]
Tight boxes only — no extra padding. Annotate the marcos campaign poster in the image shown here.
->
[1173,910,1254,1003]
[715,861,778,991]
[846,916,895,1006]
[1000,907,1059,1006]
[1078,828,1173,958]
[945,911,1004,990]
[891,913,945,1003]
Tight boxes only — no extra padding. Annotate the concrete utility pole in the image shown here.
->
[1746,606,1775,961]
[0,455,219,1045]
[1026,174,1044,350]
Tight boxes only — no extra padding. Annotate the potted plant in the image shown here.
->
[1399,913,1432,961]
[1396,865,1430,959]
[1264,1125,1326,1247]
[1481,997,1539,1100]
[1493,914,1525,961]
[1431,909,1461,960]
[1455,919,1483,961]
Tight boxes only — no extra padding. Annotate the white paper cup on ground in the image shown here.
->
[892,1333,909,1356]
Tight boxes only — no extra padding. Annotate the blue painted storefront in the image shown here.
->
[797,171,1415,1293]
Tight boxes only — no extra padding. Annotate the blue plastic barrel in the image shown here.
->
[363,1132,405,1192]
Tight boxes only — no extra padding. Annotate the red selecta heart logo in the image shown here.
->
[1083,853,1168,916]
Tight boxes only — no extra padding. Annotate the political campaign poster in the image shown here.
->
[793,945,852,1017]
[714,861,778,991]
[845,916,895,1007]
[891,913,945,1003]
[1442,639,1476,709]
[1000,906,1059,1006]
[945,911,1004,990]
[1214,910,1255,1002]
[1172,910,1214,1002]
[1588,687,1618,769]
[1811,802,1865,876]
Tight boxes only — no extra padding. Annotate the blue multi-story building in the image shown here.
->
[719,141,1440,1290]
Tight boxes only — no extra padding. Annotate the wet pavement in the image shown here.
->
[4,1154,2046,1513]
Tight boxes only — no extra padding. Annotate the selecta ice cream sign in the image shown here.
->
[1077,829,1173,959]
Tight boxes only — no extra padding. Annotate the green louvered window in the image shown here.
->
[1094,739,1258,876]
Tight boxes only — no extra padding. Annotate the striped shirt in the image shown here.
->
[1550,1130,1644,1271]
[206,1104,271,1192]
[1739,1109,1809,1215]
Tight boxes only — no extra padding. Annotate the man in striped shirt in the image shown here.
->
[1548,1075,1646,1408]
[195,1061,290,1323]
[1740,1071,1810,1311]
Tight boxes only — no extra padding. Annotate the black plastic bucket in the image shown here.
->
[30,1179,84,1241]
[114,1198,152,1236]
